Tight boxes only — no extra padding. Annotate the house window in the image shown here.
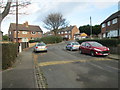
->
[22,38,28,42]
[69,35,71,39]
[112,18,117,24]
[58,32,60,34]
[65,31,67,34]
[65,35,68,38]
[22,31,27,34]
[107,21,111,26]
[31,32,36,34]
[9,31,11,34]
[102,23,106,28]
[61,32,64,34]
[38,32,41,34]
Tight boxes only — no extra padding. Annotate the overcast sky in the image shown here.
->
[1,0,120,34]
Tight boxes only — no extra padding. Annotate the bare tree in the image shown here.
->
[43,12,69,35]
[0,0,31,30]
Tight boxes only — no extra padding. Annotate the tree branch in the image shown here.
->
[1,0,12,21]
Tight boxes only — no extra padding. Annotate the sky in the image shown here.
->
[1,0,120,35]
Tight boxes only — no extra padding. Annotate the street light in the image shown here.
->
[16,0,18,53]
[90,16,92,38]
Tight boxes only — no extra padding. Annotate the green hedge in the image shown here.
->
[77,38,120,47]
[2,43,18,70]
[29,35,63,44]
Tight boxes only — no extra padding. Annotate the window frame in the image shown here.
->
[112,18,117,24]
[31,31,36,35]
[22,31,27,34]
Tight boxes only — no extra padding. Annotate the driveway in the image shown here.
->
[33,42,118,88]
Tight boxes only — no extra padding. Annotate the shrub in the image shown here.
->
[29,40,36,43]
[29,35,63,44]
[77,38,120,47]
[2,43,18,70]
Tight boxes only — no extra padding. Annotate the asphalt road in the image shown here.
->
[34,42,119,88]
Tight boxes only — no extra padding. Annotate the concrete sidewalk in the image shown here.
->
[2,48,37,88]
[107,54,120,60]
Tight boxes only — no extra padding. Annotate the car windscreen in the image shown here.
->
[89,42,103,47]
[72,42,80,45]
[37,43,46,46]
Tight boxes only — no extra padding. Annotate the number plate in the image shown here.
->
[40,49,45,50]
[103,53,108,55]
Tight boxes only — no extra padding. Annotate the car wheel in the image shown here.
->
[79,49,82,54]
[66,46,68,50]
[70,47,73,51]
[90,51,95,56]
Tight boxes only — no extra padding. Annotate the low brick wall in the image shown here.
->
[109,46,120,55]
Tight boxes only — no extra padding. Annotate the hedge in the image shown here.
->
[29,35,63,44]
[2,43,18,70]
[77,38,120,47]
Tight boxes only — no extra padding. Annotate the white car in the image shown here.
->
[66,42,80,51]
[34,43,47,52]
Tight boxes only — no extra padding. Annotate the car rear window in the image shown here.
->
[89,42,103,47]
[37,43,46,46]
[72,42,79,45]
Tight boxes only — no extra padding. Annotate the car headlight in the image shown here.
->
[94,48,102,51]
[108,48,109,50]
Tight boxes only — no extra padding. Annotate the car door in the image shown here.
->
[85,43,91,54]
[66,43,71,49]
[80,42,86,53]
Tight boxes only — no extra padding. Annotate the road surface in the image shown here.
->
[33,42,119,88]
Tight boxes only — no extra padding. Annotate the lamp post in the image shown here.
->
[90,16,92,39]
[16,0,19,53]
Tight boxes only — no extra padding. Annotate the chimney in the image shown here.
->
[23,21,28,27]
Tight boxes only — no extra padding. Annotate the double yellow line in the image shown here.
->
[38,58,112,67]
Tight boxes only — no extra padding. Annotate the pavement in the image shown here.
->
[107,54,120,60]
[2,48,37,88]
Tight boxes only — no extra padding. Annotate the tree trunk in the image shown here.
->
[0,0,12,31]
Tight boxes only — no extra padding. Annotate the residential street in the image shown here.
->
[33,42,119,88]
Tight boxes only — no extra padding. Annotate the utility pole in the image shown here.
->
[16,0,19,53]
[90,16,92,39]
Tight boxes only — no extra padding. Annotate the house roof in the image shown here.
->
[80,33,87,37]
[57,25,75,32]
[101,10,120,24]
[9,23,43,32]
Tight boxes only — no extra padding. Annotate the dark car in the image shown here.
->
[79,41,110,56]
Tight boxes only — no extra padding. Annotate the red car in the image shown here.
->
[79,41,110,56]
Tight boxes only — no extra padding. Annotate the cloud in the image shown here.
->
[1,0,119,34]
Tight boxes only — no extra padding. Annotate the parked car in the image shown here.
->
[66,42,80,51]
[34,42,47,52]
[79,41,110,56]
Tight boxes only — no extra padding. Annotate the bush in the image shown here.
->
[29,40,36,43]
[77,38,120,47]
[29,35,63,44]
[2,43,18,70]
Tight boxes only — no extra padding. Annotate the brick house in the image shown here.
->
[101,10,120,38]
[57,25,79,40]
[43,31,54,37]
[8,22,43,42]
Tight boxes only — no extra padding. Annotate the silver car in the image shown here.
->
[34,43,47,52]
[66,42,80,51]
